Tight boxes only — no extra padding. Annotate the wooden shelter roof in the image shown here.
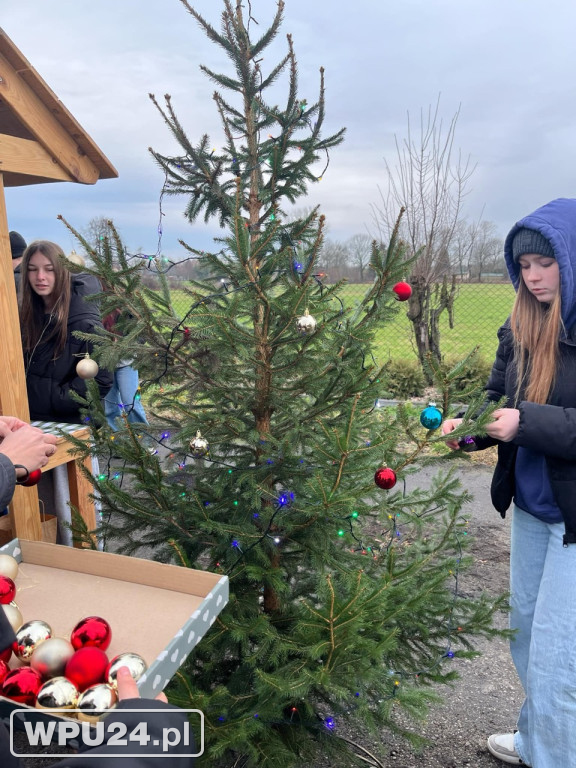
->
[0,27,118,186]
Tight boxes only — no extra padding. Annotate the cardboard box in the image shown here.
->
[0,538,229,714]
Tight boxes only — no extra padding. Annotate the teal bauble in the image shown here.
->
[420,403,442,430]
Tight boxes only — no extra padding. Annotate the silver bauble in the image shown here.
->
[36,676,79,710]
[296,309,317,334]
[189,430,209,458]
[13,620,52,664]
[2,602,24,633]
[0,554,18,580]
[77,683,117,722]
[106,652,148,688]
[76,354,99,380]
[30,637,75,679]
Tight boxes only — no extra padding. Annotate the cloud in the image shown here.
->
[4,0,576,253]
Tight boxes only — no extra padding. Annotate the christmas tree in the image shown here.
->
[64,1,507,765]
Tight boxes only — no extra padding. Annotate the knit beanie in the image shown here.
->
[9,231,27,260]
[512,227,555,262]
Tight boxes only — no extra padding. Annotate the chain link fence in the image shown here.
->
[165,278,515,369]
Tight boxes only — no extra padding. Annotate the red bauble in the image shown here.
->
[21,469,42,487]
[0,659,9,685]
[65,647,109,692]
[0,575,16,604]
[392,281,412,301]
[374,467,397,490]
[1,667,43,705]
[70,616,112,651]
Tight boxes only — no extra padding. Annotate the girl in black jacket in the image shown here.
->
[19,241,111,424]
[443,198,576,768]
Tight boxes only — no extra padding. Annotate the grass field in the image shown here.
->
[167,282,516,365]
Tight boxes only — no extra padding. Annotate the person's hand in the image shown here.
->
[0,423,58,477]
[441,418,463,450]
[0,416,29,434]
[485,408,520,442]
[116,666,167,703]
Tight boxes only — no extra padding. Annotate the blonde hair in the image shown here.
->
[510,278,562,404]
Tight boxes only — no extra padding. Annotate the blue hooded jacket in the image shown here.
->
[504,197,576,330]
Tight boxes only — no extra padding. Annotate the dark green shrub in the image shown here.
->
[381,358,426,398]
[441,352,492,398]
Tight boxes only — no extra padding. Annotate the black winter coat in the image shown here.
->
[24,293,111,423]
[482,318,576,545]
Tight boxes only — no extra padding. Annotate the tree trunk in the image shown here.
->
[407,274,457,383]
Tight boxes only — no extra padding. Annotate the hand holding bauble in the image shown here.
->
[77,683,117,722]
[106,652,147,687]
[36,677,80,710]
[70,616,112,651]
[0,554,18,580]
[20,469,42,487]
[13,620,52,664]
[76,353,99,380]
[30,637,75,679]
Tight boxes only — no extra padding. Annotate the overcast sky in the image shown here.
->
[3,0,576,258]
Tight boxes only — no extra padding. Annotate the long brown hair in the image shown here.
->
[19,241,72,358]
[510,277,562,404]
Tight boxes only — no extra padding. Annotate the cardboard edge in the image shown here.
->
[138,576,229,697]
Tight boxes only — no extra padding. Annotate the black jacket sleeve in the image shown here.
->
[515,401,576,460]
[0,455,16,511]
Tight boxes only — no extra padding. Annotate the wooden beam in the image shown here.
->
[0,172,42,540]
[0,51,100,185]
[0,134,74,182]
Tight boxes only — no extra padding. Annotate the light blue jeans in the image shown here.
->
[104,365,148,431]
[510,505,576,767]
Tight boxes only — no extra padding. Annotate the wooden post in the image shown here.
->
[0,27,117,544]
[0,172,42,539]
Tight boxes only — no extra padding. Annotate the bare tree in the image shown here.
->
[374,99,475,377]
[83,216,115,263]
[318,238,350,282]
[468,220,504,282]
[346,233,373,282]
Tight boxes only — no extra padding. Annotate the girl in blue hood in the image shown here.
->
[443,198,576,767]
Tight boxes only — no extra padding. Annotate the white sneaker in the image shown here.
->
[487,733,530,765]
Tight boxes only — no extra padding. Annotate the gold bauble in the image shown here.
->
[77,683,117,722]
[76,354,99,380]
[30,637,75,679]
[2,602,24,633]
[13,620,52,664]
[296,309,317,334]
[106,652,148,688]
[36,676,79,710]
[0,554,18,580]
[189,430,209,458]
